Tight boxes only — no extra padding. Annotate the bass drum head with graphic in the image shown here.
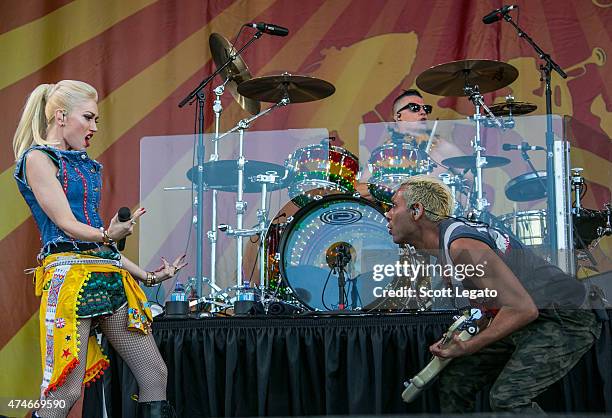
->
[278,194,398,311]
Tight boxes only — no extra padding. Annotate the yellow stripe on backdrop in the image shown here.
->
[0,0,157,90]
[0,0,275,243]
[0,312,41,417]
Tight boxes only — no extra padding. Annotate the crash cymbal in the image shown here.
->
[209,33,260,115]
[489,101,537,117]
[416,59,519,96]
[505,171,547,202]
[187,160,287,193]
[442,155,511,170]
[237,73,335,103]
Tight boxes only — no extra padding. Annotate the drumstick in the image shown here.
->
[424,119,439,155]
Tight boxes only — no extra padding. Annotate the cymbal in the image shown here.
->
[237,73,335,103]
[505,171,547,202]
[442,155,511,170]
[489,101,537,117]
[416,59,519,96]
[187,160,287,193]
[209,33,260,115]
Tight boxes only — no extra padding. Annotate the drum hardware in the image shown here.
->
[464,83,504,215]
[571,168,585,215]
[438,172,469,217]
[214,97,291,288]
[325,242,354,310]
[178,30,263,299]
[417,59,520,217]
[163,186,193,191]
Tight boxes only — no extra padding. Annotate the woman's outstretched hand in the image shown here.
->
[153,254,188,282]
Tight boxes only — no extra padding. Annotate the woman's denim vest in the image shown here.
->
[14,146,105,258]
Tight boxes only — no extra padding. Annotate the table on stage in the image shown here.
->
[83,311,612,417]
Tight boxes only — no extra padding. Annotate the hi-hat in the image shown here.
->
[416,59,519,96]
[237,73,336,103]
[209,33,260,115]
[489,101,537,117]
[187,160,287,193]
[442,155,510,170]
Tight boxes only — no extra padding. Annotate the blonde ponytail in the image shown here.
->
[12,80,98,160]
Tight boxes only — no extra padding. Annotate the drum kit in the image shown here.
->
[177,32,610,316]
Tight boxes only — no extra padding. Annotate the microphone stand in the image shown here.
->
[501,13,567,264]
[177,30,263,299]
[335,246,351,311]
[520,147,547,193]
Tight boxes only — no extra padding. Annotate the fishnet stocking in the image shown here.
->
[35,304,167,417]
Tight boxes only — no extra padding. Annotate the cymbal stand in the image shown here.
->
[463,82,508,218]
[251,172,283,289]
[177,30,263,299]
[216,97,290,287]
[464,84,491,215]
[205,81,229,294]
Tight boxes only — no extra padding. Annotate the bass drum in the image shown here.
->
[278,194,398,311]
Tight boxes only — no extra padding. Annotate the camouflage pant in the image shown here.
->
[438,309,601,413]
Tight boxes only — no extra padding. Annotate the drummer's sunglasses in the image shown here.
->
[397,102,433,114]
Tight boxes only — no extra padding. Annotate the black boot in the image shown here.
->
[137,400,176,418]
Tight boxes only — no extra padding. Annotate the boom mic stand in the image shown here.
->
[501,13,568,265]
[177,30,263,299]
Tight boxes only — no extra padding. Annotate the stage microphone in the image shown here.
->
[482,5,518,24]
[326,242,354,268]
[246,22,289,37]
[117,207,131,251]
[502,142,545,151]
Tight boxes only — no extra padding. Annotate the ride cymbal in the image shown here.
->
[416,59,519,96]
[237,73,336,103]
[209,33,260,115]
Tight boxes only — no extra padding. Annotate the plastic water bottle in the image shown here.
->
[237,281,255,301]
[170,282,186,302]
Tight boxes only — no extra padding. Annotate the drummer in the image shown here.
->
[356,89,466,199]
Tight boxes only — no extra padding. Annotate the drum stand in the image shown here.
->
[216,96,290,288]
[464,84,505,218]
[205,82,228,292]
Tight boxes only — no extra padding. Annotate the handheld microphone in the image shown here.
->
[482,5,518,24]
[246,22,289,37]
[117,207,131,251]
[502,142,545,151]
